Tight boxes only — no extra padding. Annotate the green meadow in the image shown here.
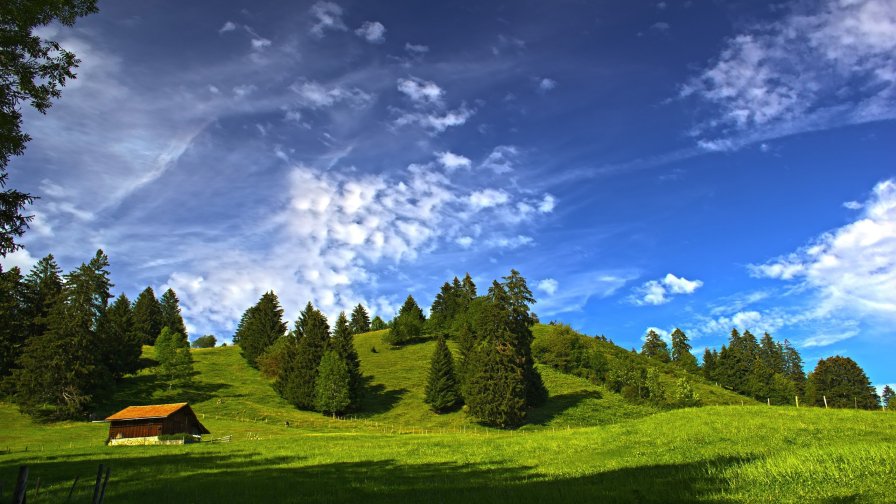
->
[1,330,894,503]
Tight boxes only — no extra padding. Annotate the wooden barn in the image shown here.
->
[105,403,210,446]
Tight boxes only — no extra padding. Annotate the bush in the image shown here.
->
[191,334,217,348]
[672,377,701,407]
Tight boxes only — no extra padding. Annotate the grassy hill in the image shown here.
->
[1,330,894,502]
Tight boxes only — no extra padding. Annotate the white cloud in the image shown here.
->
[537,278,559,295]
[480,145,518,173]
[538,194,555,213]
[682,0,896,148]
[651,22,670,32]
[633,273,703,305]
[455,236,473,248]
[397,77,444,107]
[751,179,896,322]
[309,1,347,38]
[469,188,510,209]
[291,80,372,110]
[355,21,386,44]
[233,84,257,98]
[843,200,863,210]
[251,37,272,51]
[393,106,474,134]
[0,248,37,272]
[435,151,471,171]
[405,43,429,54]
[538,78,557,93]
[537,271,638,315]
[218,21,237,34]
[486,235,534,249]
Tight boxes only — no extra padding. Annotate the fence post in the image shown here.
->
[13,466,28,504]
[823,396,828,409]
[66,475,80,502]
[795,396,799,408]
[98,467,111,504]
[91,464,104,504]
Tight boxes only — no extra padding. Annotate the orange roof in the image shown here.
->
[105,403,189,421]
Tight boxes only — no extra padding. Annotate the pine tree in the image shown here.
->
[237,291,287,368]
[314,350,351,417]
[670,328,698,372]
[464,281,528,427]
[98,293,142,379]
[160,288,188,344]
[385,295,425,346]
[0,266,25,379]
[370,316,387,331]
[281,302,330,410]
[349,303,371,334]
[12,250,113,419]
[702,348,716,381]
[155,326,193,390]
[133,286,163,345]
[641,330,671,363]
[502,269,546,406]
[881,385,895,409]
[461,273,477,299]
[21,254,62,341]
[782,340,806,394]
[332,311,362,407]
[807,356,878,409]
[424,336,460,412]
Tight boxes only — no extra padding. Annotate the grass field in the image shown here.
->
[1,330,894,502]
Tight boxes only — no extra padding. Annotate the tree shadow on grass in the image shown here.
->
[92,373,231,418]
[0,451,752,503]
[355,376,407,417]
[525,390,603,426]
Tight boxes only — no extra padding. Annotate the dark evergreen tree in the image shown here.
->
[332,311,362,407]
[160,288,188,344]
[349,303,371,334]
[132,286,163,345]
[237,291,287,368]
[502,269,546,406]
[20,254,62,342]
[427,281,456,336]
[155,326,193,389]
[807,356,878,409]
[782,340,806,394]
[641,329,671,363]
[98,293,141,379]
[670,328,698,372]
[314,350,350,417]
[370,315,387,331]
[12,250,113,419]
[881,385,895,410]
[424,336,460,412]
[702,348,717,381]
[0,266,25,379]
[281,302,330,410]
[191,335,217,348]
[385,295,425,346]
[465,281,528,427]
[461,273,477,299]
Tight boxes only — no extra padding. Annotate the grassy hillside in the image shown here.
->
[1,333,894,502]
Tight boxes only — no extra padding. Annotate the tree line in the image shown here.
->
[0,251,193,419]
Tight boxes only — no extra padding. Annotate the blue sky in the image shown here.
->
[3,0,896,388]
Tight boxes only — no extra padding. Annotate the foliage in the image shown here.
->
[235,291,287,368]
[279,302,330,410]
[0,0,99,255]
[349,303,371,334]
[160,288,189,342]
[670,328,698,372]
[314,350,351,417]
[384,295,425,346]
[132,286,163,345]
[644,367,665,403]
[672,377,701,407]
[192,334,217,348]
[881,386,894,410]
[370,315,387,331]
[98,293,142,378]
[256,336,292,380]
[332,311,362,408]
[426,274,477,338]
[641,329,670,363]
[155,327,193,390]
[807,356,879,409]
[531,323,607,383]
[502,269,546,406]
[424,336,460,412]
[0,265,24,379]
[20,253,62,342]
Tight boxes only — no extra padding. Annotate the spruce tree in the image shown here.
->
[99,293,142,378]
[670,328,698,372]
[21,254,62,342]
[807,356,878,409]
[349,303,371,334]
[160,288,189,344]
[424,336,460,412]
[502,269,546,406]
[237,291,287,368]
[782,340,806,394]
[133,286,163,345]
[370,315,387,331]
[281,302,330,410]
[702,348,716,381]
[332,311,362,407]
[0,266,25,379]
[155,326,193,390]
[314,350,350,417]
[385,295,425,346]
[641,330,671,363]
[881,385,895,409]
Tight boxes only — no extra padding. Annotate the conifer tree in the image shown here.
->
[670,328,698,372]
[702,348,716,381]
[133,286,163,345]
[155,326,193,389]
[461,273,477,299]
[502,269,546,406]
[21,254,62,341]
[881,385,895,409]
[641,330,671,363]
[314,350,350,417]
[782,340,806,394]
[807,356,878,409]
[98,293,142,378]
[237,291,287,368]
[281,302,330,410]
[370,315,387,331]
[385,295,425,346]
[332,311,362,406]
[160,288,188,344]
[0,266,25,379]
[424,336,460,412]
[349,303,371,334]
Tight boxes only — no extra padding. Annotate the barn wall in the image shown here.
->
[108,420,163,440]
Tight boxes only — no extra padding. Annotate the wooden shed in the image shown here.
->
[105,403,210,445]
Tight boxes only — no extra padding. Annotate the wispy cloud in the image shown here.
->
[309,1,347,38]
[632,273,703,306]
[355,21,386,44]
